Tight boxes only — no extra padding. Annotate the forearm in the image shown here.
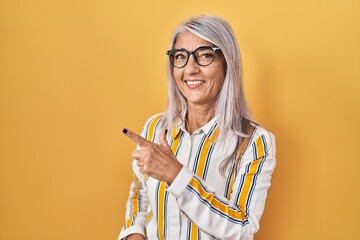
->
[119,174,148,239]
[168,168,252,239]
[167,133,276,239]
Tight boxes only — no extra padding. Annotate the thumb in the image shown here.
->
[159,129,169,147]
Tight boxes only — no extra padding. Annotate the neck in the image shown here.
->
[186,103,215,134]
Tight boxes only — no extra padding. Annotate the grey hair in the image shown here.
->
[163,15,255,171]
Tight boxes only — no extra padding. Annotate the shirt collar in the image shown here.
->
[175,116,218,137]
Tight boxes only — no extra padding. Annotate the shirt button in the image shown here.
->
[193,130,201,135]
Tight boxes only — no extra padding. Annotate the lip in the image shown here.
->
[184,79,205,89]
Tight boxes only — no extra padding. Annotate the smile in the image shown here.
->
[185,80,205,86]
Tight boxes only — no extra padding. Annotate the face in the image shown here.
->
[172,31,226,109]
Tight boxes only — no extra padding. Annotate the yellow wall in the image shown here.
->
[0,0,359,239]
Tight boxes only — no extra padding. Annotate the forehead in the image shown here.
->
[174,31,213,50]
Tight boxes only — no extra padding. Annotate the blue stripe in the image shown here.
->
[186,184,248,225]
[187,177,249,225]
[234,161,251,205]
[164,192,169,240]
[252,142,258,160]
[245,135,268,211]
[246,154,267,212]
[262,135,268,154]
[152,118,162,142]
[224,158,236,198]
[186,221,191,239]
[144,124,149,141]
[235,131,256,177]
[202,142,215,180]
[192,134,207,173]
[207,121,218,139]
[174,132,185,157]
[138,181,142,213]
[155,182,161,240]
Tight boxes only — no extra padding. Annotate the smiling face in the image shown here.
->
[172,31,226,110]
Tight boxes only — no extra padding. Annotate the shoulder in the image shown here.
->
[252,125,275,143]
[143,113,165,126]
[140,113,165,141]
[248,125,276,157]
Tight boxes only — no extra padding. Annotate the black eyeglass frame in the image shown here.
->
[166,46,221,68]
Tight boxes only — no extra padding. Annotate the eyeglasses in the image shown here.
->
[166,46,220,68]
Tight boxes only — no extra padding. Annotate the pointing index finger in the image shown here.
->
[122,128,150,147]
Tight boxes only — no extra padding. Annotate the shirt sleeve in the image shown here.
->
[167,130,276,240]
[118,113,165,239]
[118,167,148,239]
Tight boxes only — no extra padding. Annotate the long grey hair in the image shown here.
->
[163,15,255,171]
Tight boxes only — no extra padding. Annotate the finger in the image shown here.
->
[159,128,169,147]
[131,150,142,160]
[122,128,150,147]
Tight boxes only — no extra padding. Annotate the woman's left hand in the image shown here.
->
[122,128,183,185]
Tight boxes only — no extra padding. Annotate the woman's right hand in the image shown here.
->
[126,233,145,240]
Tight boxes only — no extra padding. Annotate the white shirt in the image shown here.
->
[119,113,276,240]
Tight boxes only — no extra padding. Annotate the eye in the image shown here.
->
[199,53,214,59]
[197,48,215,59]
[174,53,186,60]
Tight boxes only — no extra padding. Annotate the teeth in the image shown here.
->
[186,80,203,86]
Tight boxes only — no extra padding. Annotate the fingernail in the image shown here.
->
[122,128,128,134]
[165,129,168,135]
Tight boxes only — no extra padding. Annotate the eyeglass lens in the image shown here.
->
[169,47,217,68]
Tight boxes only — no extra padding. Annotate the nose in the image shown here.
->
[184,53,200,74]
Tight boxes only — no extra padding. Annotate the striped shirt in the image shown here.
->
[119,113,276,240]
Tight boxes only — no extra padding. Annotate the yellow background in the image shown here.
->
[1,0,359,239]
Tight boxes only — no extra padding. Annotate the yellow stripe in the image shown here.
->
[143,115,163,182]
[171,125,181,150]
[226,136,251,199]
[187,127,218,237]
[157,181,167,240]
[194,128,218,177]
[146,211,153,223]
[125,176,140,228]
[207,127,219,143]
[144,212,152,239]
[146,114,163,141]
[194,139,212,178]
[156,124,182,240]
[255,136,266,158]
[190,223,198,239]
[237,136,266,211]
[189,177,246,221]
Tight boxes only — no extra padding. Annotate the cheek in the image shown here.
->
[173,69,182,81]
[209,67,225,84]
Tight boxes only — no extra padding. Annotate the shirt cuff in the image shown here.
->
[118,225,145,240]
[167,166,193,198]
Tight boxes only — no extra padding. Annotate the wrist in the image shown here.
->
[166,162,183,185]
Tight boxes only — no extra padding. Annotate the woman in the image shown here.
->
[119,15,276,240]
